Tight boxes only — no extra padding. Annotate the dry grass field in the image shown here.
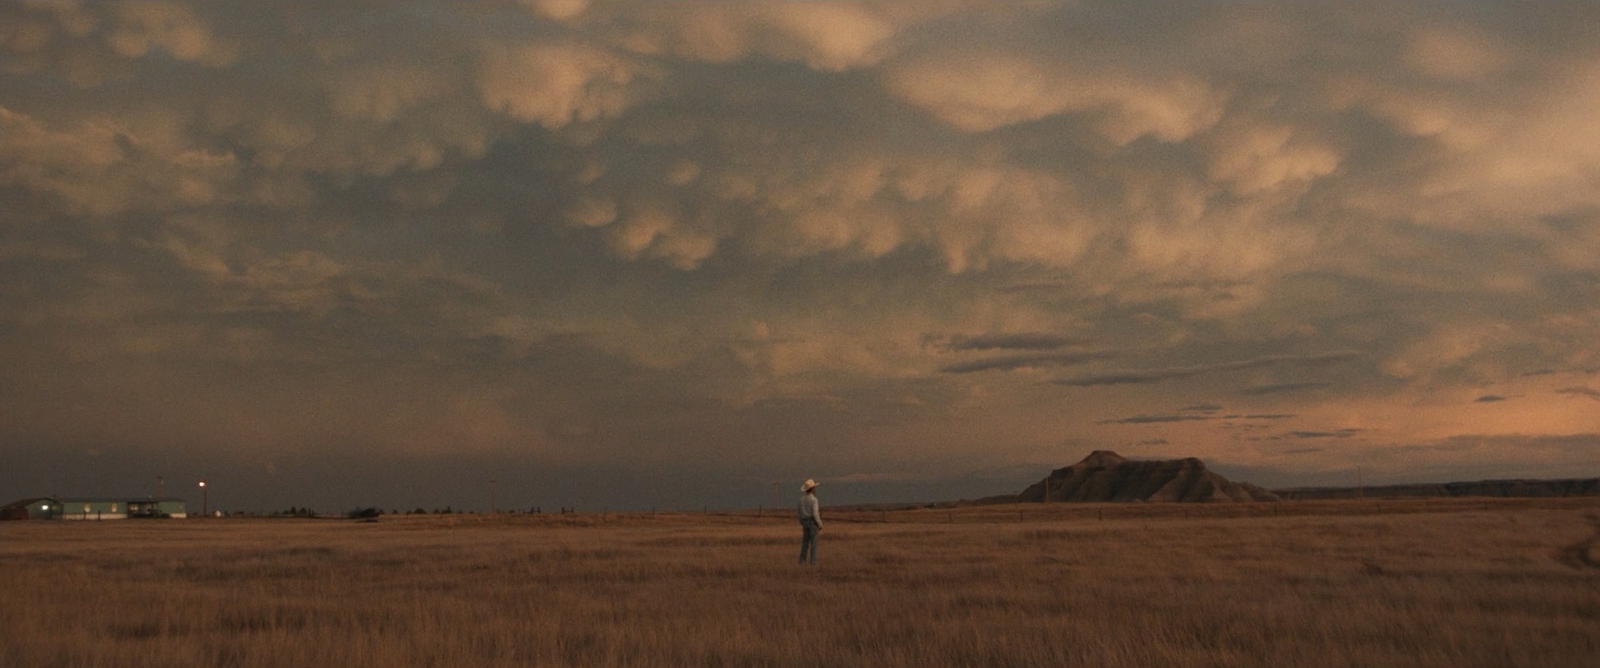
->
[3,498,1598,667]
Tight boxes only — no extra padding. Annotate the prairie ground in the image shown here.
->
[2,498,1598,667]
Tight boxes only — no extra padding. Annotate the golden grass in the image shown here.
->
[3,498,1598,667]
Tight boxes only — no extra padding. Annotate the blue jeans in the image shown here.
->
[798,522,819,564]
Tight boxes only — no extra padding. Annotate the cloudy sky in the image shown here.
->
[4,1,1599,512]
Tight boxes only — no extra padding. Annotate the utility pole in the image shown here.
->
[198,480,207,517]
[490,479,497,514]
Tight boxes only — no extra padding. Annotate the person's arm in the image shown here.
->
[810,496,822,528]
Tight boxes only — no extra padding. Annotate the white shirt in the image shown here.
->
[797,493,821,527]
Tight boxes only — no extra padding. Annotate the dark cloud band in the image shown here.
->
[1238,381,1334,396]
[1053,351,1361,387]
[938,332,1089,352]
[939,351,1115,374]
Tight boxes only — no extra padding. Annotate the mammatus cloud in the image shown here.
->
[477,42,658,130]
[883,49,1228,139]
[3,2,1600,509]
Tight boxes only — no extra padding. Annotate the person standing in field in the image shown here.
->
[798,479,822,564]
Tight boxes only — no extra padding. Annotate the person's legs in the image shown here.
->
[807,526,818,564]
[798,525,817,564]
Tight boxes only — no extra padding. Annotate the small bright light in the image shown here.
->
[198,481,206,487]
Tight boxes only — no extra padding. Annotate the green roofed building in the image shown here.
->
[1,497,188,520]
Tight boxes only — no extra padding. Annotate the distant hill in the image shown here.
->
[1277,478,1600,500]
[959,450,1600,507]
[1000,450,1280,503]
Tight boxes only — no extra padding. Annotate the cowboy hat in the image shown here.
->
[801,479,819,492]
